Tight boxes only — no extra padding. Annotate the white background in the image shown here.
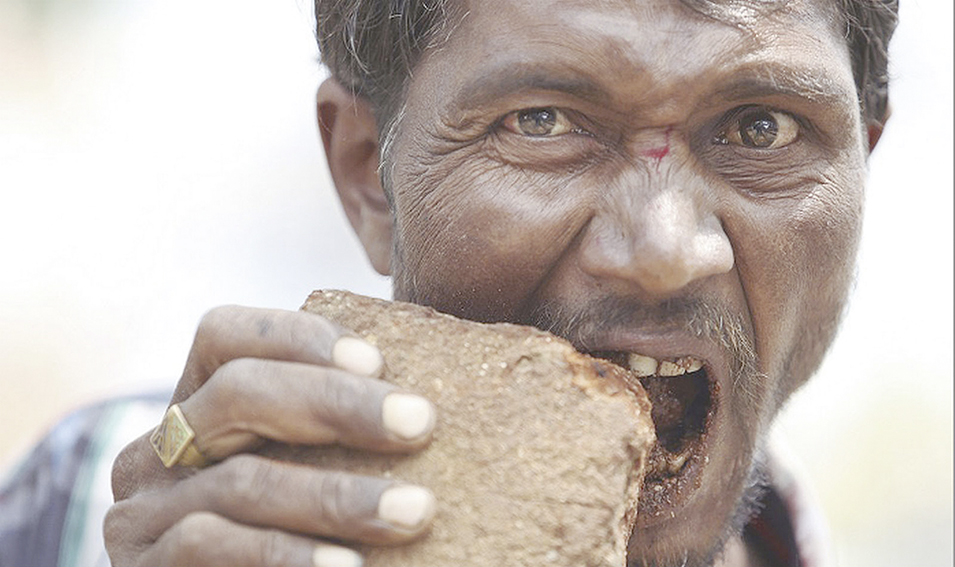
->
[0,1,951,565]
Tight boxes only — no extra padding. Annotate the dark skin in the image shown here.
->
[105,0,887,565]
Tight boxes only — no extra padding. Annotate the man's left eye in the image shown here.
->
[717,108,799,149]
[501,107,577,137]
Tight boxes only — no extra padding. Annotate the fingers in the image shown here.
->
[106,304,440,566]
[109,455,436,551]
[111,511,363,567]
[180,359,435,459]
[112,430,187,501]
[174,306,384,404]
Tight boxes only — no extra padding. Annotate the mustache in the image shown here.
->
[520,295,761,389]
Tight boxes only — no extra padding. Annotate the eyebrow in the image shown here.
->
[450,64,614,110]
[711,67,857,108]
[448,60,856,117]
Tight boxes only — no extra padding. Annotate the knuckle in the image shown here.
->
[103,501,133,550]
[103,501,152,566]
[195,305,235,344]
[258,528,293,567]
[285,311,338,351]
[171,512,221,559]
[111,432,165,501]
[314,373,365,424]
[208,357,261,399]
[110,438,140,501]
[312,470,357,527]
[104,499,129,530]
[214,454,276,510]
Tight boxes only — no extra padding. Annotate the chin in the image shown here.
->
[626,440,770,567]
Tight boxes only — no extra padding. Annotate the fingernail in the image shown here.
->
[332,336,383,377]
[312,544,363,567]
[382,393,434,441]
[378,485,436,531]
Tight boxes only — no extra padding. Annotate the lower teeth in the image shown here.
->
[646,445,692,479]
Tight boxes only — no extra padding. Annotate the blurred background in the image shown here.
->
[0,0,950,565]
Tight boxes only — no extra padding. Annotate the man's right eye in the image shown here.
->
[501,107,578,137]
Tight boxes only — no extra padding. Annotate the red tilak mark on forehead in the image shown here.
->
[643,145,670,160]
[640,127,672,169]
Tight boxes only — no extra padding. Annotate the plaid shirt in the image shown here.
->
[0,393,832,567]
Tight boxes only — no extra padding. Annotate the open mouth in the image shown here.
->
[591,351,716,522]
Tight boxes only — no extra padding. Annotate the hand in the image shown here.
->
[104,306,436,567]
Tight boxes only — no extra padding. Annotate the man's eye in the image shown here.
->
[716,108,799,149]
[501,107,577,137]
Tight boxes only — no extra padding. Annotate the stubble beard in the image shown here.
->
[525,295,773,567]
[637,456,770,567]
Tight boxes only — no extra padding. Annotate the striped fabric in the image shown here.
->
[0,393,168,567]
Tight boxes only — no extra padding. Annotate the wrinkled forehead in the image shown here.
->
[461,0,843,34]
[449,0,842,51]
[418,0,852,106]
[458,0,836,24]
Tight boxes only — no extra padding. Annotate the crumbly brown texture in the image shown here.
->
[268,290,655,566]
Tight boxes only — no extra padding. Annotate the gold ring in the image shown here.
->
[149,404,208,468]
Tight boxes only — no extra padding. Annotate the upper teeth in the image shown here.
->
[627,354,704,377]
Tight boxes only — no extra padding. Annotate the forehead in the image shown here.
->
[454,0,840,45]
[407,0,853,119]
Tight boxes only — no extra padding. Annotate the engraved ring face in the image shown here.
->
[150,404,205,468]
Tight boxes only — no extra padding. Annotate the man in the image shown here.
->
[7,0,898,565]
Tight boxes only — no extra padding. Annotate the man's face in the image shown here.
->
[382,0,867,563]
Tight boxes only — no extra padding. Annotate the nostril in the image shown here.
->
[696,216,735,273]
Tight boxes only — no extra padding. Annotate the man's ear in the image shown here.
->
[317,78,392,275]
[867,102,891,154]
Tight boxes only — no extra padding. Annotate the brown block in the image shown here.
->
[264,290,654,566]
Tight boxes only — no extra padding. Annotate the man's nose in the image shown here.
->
[578,168,734,298]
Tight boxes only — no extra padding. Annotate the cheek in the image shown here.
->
[783,177,862,385]
[391,154,595,321]
[733,169,863,399]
